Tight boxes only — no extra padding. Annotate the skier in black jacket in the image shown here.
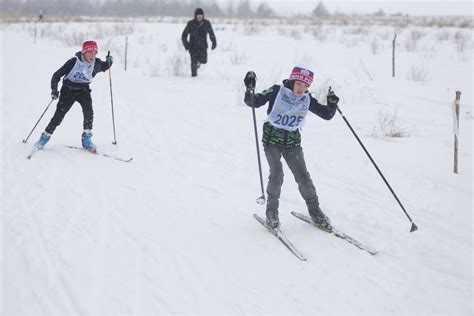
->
[181,8,217,77]
[34,41,113,151]
[244,67,340,229]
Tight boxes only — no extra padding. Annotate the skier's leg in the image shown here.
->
[76,89,96,150]
[283,146,329,225]
[264,144,284,227]
[190,51,198,77]
[44,87,75,134]
[76,88,93,131]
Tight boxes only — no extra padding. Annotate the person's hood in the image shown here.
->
[194,8,204,19]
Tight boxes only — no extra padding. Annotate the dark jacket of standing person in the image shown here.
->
[181,8,217,52]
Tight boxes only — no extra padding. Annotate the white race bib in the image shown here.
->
[267,86,310,131]
[65,56,95,84]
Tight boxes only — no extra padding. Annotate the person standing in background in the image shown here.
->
[38,8,45,22]
[181,8,217,77]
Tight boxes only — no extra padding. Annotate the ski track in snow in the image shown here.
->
[1,22,473,315]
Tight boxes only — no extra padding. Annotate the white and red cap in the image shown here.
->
[289,66,314,86]
[82,41,98,54]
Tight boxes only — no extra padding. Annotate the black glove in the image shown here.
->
[183,42,189,51]
[51,89,59,100]
[244,71,256,89]
[106,55,113,66]
[211,41,217,50]
[327,89,339,106]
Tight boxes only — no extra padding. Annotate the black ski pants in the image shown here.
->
[45,86,93,134]
[189,49,207,77]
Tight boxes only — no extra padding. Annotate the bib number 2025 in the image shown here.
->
[274,114,303,128]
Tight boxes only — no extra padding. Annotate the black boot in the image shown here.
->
[309,208,331,229]
[265,210,280,229]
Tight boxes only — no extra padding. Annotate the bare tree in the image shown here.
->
[312,2,331,17]
[256,2,273,17]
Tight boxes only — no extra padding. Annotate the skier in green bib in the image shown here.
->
[244,67,340,229]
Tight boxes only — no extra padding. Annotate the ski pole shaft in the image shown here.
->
[336,104,417,232]
[249,87,266,204]
[22,99,54,143]
[108,51,117,145]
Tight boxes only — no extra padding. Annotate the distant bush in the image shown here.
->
[435,30,450,41]
[243,25,261,36]
[168,54,187,76]
[290,28,303,40]
[371,109,409,138]
[230,50,247,65]
[453,30,471,53]
[407,65,430,82]
[404,37,417,52]
[410,29,426,40]
[370,37,380,54]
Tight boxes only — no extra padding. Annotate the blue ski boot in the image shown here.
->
[81,130,97,152]
[35,132,51,149]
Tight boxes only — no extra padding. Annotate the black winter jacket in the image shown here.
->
[181,19,216,51]
[51,52,110,91]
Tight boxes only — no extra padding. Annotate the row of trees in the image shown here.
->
[1,0,393,19]
[313,2,403,18]
[0,0,274,18]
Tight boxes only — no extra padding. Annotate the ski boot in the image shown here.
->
[266,210,280,229]
[35,132,51,149]
[81,130,97,152]
[309,208,332,230]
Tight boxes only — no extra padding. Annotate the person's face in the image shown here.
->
[84,51,97,62]
[196,14,204,22]
[293,81,309,96]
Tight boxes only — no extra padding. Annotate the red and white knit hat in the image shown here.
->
[289,66,314,86]
[82,41,98,54]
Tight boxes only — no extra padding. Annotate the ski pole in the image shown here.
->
[331,87,418,232]
[22,98,54,143]
[107,51,117,145]
[248,75,266,205]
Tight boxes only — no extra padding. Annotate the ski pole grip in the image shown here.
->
[107,50,110,57]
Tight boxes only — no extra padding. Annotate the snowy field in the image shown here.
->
[1,18,473,315]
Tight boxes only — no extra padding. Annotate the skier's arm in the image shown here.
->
[181,22,191,49]
[51,58,75,91]
[92,58,111,77]
[308,95,337,120]
[244,85,279,108]
[208,21,217,48]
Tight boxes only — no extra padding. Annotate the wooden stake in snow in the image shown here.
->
[453,91,461,174]
[392,34,397,77]
[124,36,128,71]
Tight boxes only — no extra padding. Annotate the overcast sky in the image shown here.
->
[217,0,473,16]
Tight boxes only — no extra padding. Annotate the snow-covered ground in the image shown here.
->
[1,19,473,315]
